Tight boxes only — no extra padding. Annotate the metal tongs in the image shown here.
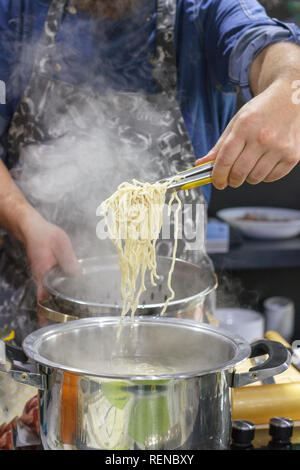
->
[159,160,214,193]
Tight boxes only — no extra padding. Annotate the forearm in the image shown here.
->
[0,160,38,243]
[250,42,300,95]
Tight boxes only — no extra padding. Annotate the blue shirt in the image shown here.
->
[0,0,299,202]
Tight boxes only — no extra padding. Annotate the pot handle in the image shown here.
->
[0,340,46,390]
[232,339,291,388]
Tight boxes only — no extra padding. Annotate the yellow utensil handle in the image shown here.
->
[180,176,213,191]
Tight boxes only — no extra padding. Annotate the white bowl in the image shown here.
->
[217,207,300,240]
[215,308,265,343]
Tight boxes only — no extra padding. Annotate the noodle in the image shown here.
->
[99,179,181,334]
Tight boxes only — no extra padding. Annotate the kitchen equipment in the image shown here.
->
[267,417,294,450]
[232,331,300,425]
[215,308,265,343]
[217,207,300,240]
[0,328,35,429]
[39,255,218,324]
[0,328,15,342]
[159,160,214,193]
[264,297,295,343]
[230,420,255,450]
[0,317,290,450]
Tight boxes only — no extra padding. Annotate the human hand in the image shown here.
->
[196,79,300,189]
[21,211,80,301]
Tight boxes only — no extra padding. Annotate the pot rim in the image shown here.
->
[42,255,218,310]
[22,317,251,380]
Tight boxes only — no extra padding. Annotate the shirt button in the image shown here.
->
[68,6,77,14]
[54,63,62,72]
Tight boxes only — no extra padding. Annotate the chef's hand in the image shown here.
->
[196,42,300,190]
[22,211,80,301]
[196,78,300,189]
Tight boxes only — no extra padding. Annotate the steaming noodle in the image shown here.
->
[99,179,181,335]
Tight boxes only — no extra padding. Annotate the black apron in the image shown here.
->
[1,0,207,344]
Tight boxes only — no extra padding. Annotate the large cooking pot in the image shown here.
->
[0,317,290,450]
[38,255,218,324]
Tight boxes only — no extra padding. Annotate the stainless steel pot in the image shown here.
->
[0,317,290,450]
[39,256,218,324]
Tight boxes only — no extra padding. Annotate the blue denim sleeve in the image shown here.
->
[229,20,300,101]
[196,0,300,96]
